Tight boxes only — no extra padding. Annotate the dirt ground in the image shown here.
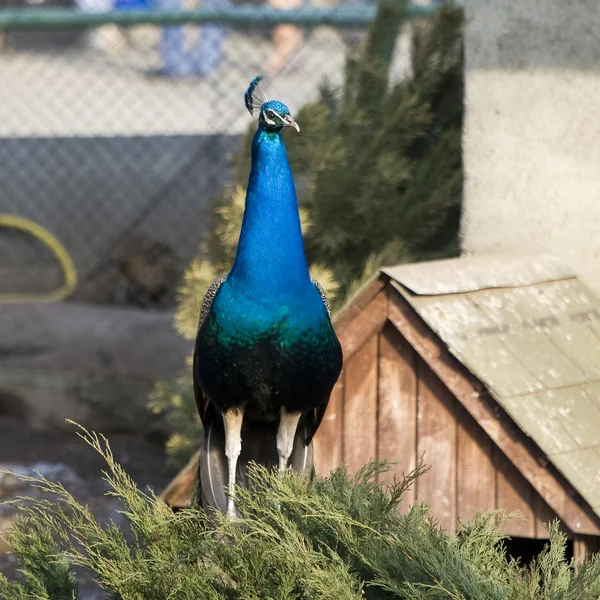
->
[0,415,179,598]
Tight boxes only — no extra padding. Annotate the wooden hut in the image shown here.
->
[314,253,600,562]
[162,253,600,562]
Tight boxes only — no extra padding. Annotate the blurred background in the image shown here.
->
[0,2,459,591]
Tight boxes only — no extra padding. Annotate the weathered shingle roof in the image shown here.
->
[383,253,600,517]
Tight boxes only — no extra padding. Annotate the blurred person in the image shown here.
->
[267,0,304,76]
[75,0,124,53]
[151,0,230,77]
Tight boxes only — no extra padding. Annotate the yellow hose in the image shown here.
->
[0,214,77,303]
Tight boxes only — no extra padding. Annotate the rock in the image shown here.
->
[0,302,192,434]
[0,515,16,555]
[0,472,23,498]
[0,462,84,503]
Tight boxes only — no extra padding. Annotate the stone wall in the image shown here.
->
[0,302,192,433]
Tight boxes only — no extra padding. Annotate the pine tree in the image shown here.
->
[300,1,463,295]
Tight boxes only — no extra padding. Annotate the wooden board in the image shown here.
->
[314,379,344,476]
[377,325,417,505]
[574,535,600,566]
[335,291,388,360]
[343,336,378,474]
[494,449,535,537]
[415,358,457,532]
[456,405,496,522]
[533,493,565,538]
[333,274,386,331]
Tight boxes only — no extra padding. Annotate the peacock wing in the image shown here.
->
[305,278,335,443]
[198,274,228,331]
[194,274,227,429]
[307,401,329,445]
[311,278,332,318]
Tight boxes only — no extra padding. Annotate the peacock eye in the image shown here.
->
[265,109,275,119]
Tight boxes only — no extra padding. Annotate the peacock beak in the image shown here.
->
[283,114,300,132]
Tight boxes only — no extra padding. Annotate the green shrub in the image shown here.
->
[2,426,600,600]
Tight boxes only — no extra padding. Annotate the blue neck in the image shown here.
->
[229,129,310,295]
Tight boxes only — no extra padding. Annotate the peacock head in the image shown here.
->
[244,76,300,134]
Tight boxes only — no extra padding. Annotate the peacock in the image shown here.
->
[193,76,343,517]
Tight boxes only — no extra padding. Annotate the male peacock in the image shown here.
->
[193,76,343,517]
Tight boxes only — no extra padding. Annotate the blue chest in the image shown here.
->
[208,128,327,343]
[210,277,329,345]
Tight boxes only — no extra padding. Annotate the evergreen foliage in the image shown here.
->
[2,427,600,599]
[147,364,200,468]
[150,0,464,467]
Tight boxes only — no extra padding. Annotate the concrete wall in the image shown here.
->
[461,0,600,294]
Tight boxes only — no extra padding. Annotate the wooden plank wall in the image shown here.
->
[314,321,562,538]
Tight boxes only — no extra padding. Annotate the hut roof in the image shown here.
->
[380,253,600,519]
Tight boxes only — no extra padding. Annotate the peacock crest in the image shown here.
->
[244,75,269,115]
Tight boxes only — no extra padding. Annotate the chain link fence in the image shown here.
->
[0,1,441,310]
[0,2,419,310]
